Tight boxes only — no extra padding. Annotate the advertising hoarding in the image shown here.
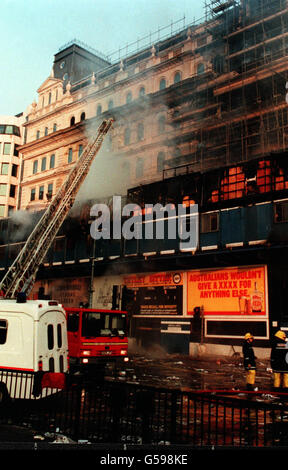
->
[187,265,267,317]
[123,272,183,315]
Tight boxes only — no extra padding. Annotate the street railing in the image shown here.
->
[1,375,288,446]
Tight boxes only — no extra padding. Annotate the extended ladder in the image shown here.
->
[0,118,114,298]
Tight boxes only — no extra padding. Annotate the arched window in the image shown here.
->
[96,104,102,116]
[48,92,52,105]
[139,86,145,98]
[197,63,205,75]
[80,112,86,121]
[136,158,144,178]
[126,91,132,104]
[159,78,166,90]
[157,152,165,172]
[44,127,48,136]
[158,115,166,134]
[36,130,40,140]
[108,99,114,110]
[53,123,57,132]
[137,123,144,141]
[124,128,131,146]
[174,71,181,84]
[70,116,75,126]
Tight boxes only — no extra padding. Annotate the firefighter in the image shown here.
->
[242,333,257,391]
[270,330,288,390]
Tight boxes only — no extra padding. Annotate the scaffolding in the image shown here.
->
[205,0,240,20]
[163,0,288,175]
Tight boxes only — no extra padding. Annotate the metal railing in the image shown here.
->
[1,374,288,446]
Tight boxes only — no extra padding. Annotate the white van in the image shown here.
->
[0,297,69,401]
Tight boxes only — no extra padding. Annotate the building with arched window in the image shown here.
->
[3,2,288,356]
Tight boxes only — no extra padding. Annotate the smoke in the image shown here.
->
[9,209,36,242]
[74,144,129,203]
[73,93,170,211]
[128,339,169,359]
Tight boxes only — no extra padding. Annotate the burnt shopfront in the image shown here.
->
[123,264,272,354]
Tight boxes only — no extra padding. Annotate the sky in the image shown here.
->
[0,0,206,116]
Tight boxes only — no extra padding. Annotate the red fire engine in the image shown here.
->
[66,307,129,373]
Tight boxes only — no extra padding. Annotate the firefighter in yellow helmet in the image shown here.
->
[242,333,257,391]
[270,330,288,390]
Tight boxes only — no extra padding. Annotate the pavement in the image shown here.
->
[117,350,273,392]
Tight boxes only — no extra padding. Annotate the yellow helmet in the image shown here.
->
[275,330,286,341]
[244,333,254,340]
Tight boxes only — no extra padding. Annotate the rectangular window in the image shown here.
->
[13,145,19,157]
[9,185,16,198]
[201,212,219,233]
[11,164,18,177]
[1,163,9,175]
[39,185,44,200]
[67,312,79,332]
[68,148,73,163]
[30,188,36,201]
[0,184,7,196]
[275,201,288,223]
[0,205,5,217]
[41,157,46,171]
[5,125,13,134]
[33,160,38,174]
[47,183,53,199]
[48,183,53,196]
[50,154,55,168]
[3,143,11,155]
[0,320,8,344]
[78,145,83,158]
[13,126,20,137]
[136,158,144,178]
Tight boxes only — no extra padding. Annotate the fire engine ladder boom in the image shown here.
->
[0,118,114,299]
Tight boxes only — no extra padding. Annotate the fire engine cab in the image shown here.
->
[66,307,129,373]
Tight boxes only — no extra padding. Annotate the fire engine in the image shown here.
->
[66,307,129,373]
[0,118,115,400]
